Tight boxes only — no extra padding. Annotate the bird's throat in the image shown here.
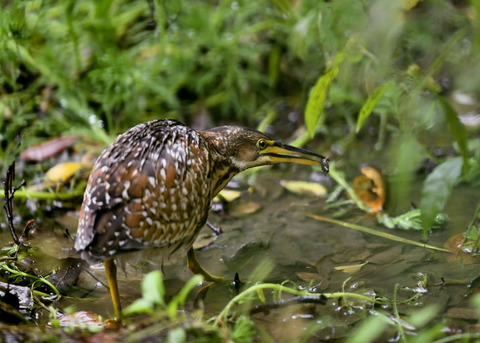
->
[211,162,239,198]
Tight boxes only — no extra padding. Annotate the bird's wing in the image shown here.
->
[75,122,212,261]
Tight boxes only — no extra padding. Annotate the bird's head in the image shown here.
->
[200,126,329,173]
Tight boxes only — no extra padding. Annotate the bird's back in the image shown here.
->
[75,120,213,263]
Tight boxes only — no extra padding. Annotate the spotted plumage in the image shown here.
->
[75,119,329,318]
[75,120,214,262]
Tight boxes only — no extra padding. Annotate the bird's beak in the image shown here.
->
[260,141,329,174]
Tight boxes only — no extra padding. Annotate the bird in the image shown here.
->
[74,119,329,319]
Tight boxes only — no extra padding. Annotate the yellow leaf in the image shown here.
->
[334,261,368,274]
[45,162,83,183]
[402,0,422,10]
[213,189,242,203]
[280,180,327,197]
[296,272,324,284]
[257,288,266,303]
[230,201,261,217]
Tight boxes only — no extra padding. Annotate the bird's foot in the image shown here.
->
[187,247,228,283]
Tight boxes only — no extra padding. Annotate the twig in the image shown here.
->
[3,163,25,245]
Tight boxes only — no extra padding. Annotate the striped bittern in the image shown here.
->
[75,119,329,318]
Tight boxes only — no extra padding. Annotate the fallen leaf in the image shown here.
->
[57,311,103,327]
[193,234,216,250]
[280,180,327,197]
[230,201,261,217]
[444,233,480,264]
[20,136,77,162]
[296,272,324,284]
[214,189,242,203]
[45,162,83,183]
[352,165,385,213]
[334,261,368,274]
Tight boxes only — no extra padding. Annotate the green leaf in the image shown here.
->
[408,304,440,328]
[378,209,448,231]
[439,97,470,172]
[167,328,187,343]
[142,270,165,306]
[305,52,345,137]
[167,274,203,318]
[232,315,257,343]
[420,157,463,232]
[346,312,391,343]
[356,81,393,133]
[123,298,154,316]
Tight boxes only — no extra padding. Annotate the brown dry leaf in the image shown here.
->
[444,233,480,264]
[193,234,216,250]
[280,180,327,197]
[352,165,385,213]
[45,162,83,183]
[296,272,324,284]
[230,201,261,217]
[20,136,76,162]
[334,261,368,274]
[57,311,103,327]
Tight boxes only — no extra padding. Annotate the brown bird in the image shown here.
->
[75,119,329,318]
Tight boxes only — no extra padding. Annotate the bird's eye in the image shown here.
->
[257,139,268,150]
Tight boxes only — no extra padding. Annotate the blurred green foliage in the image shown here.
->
[1,0,479,148]
[0,0,337,154]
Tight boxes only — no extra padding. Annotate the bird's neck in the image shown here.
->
[199,130,240,197]
[210,154,240,197]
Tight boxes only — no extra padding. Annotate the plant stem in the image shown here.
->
[0,189,84,200]
[215,283,377,324]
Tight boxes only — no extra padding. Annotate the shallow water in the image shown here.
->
[46,164,477,339]
[1,157,478,340]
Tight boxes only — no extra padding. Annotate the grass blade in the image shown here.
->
[305,212,451,253]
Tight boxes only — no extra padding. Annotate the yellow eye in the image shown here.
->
[257,139,267,150]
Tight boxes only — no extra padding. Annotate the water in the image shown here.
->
[1,164,478,340]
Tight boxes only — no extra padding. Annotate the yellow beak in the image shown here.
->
[260,141,329,173]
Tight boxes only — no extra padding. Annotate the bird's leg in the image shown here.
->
[104,259,122,319]
[206,221,222,236]
[187,247,225,282]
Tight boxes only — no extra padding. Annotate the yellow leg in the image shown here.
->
[187,248,225,282]
[104,259,122,319]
